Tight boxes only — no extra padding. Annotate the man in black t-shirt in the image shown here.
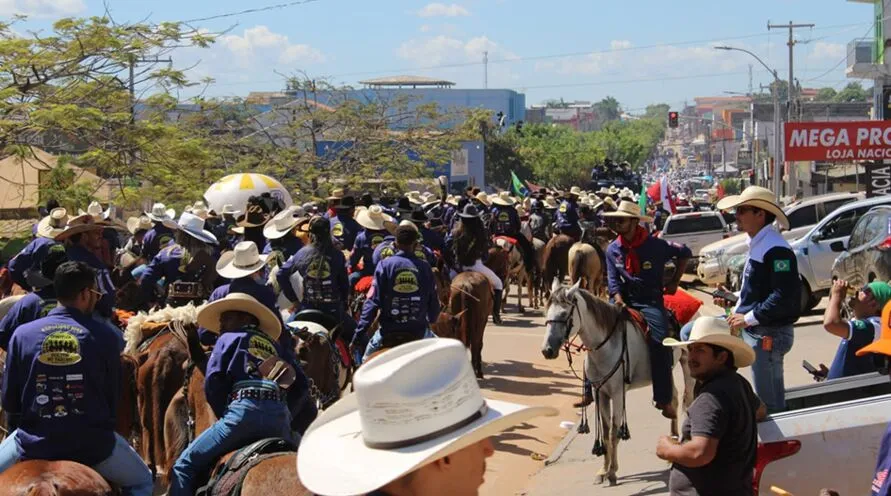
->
[660,317,768,495]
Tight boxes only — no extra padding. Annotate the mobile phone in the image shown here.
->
[802,360,818,374]
[712,289,739,304]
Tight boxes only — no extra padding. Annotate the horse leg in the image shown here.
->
[606,391,622,486]
[594,391,612,485]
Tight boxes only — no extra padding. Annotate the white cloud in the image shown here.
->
[396,34,519,85]
[0,0,85,18]
[808,41,845,63]
[419,24,431,33]
[219,25,324,68]
[417,3,470,17]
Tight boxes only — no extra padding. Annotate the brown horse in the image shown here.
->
[432,272,492,379]
[294,326,347,410]
[568,242,604,296]
[541,234,574,298]
[163,325,309,496]
[0,460,112,495]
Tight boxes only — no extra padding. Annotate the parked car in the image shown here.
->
[697,192,864,287]
[795,195,891,312]
[658,211,728,269]
[830,206,891,288]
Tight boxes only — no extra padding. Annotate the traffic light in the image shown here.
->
[668,111,679,128]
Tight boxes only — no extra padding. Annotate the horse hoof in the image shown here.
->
[594,474,606,485]
[608,475,618,486]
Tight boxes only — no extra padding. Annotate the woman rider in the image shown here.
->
[444,204,503,324]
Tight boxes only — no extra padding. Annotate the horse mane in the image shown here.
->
[549,284,622,332]
[124,302,200,355]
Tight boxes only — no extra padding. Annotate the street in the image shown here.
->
[471,288,843,496]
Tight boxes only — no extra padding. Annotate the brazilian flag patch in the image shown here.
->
[773,259,791,272]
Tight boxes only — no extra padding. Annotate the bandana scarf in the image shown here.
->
[617,225,649,275]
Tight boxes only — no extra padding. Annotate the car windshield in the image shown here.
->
[663,216,724,235]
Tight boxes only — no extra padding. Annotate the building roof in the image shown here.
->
[358,76,455,88]
[0,147,114,211]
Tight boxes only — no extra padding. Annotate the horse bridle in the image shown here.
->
[295,327,343,410]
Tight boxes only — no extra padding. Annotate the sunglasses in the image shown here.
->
[734,206,762,216]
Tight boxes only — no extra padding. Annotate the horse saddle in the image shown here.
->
[353,275,373,294]
[493,236,518,251]
[623,308,681,341]
[199,438,297,496]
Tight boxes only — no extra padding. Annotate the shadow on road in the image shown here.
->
[499,316,544,329]
[481,360,577,396]
[616,469,670,495]
[491,423,549,457]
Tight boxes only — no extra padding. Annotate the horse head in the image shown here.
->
[431,309,469,340]
[542,279,582,359]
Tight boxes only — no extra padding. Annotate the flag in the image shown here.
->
[638,183,647,213]
[716,182,726,199]
[660,176,677,214]
[647,181,661,203]
[510,170,529,197]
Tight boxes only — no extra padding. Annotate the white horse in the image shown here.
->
[541,279,694,486]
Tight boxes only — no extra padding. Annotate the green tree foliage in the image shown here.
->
[833,82,870,103]
[38,157,95,211]
[814,87,838,102]
[595,96,621,121]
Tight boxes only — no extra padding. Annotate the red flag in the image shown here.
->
[647,182,661,202]
[716,183,725,199]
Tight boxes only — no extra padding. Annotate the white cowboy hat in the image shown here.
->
[220,204,241,217]
[445,195,460,207]
[405,191,424,205]
[607,186,619,195]
[197,292,281,341]
[216,241,269,279]
[491,191,516,207]
[569,186,582,197]
[603,197,618,210]
[286,320,330,339]
[145,203,176,223]
[601,200,654,222]
[53,213,105,241]
[126,215,153,235]
[327,188,345,202]
[297,339,557,496]
[716,185,789,230]
[78,201,105,222]
[163,212,218,245]
[263,205,309,240]
[663,316,755,368]
[598,187,610,195]
[191,201,209,220]
[474,191,491,206]
[36,208,69,239]
[355,205,395,231]
[543,196,559,209]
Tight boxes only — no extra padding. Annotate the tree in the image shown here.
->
[814,87,838,102]
[833,82,870,103]
[644,103,671,120]
[595,96,621,122]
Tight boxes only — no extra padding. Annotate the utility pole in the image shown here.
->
[768,20,814,198]
[483,51,488,89]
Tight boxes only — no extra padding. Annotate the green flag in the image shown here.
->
[638,183,647,212]
[510,170,529,197]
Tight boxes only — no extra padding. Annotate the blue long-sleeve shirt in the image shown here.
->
[418,226,445,253]
[0,288,57,351]
[329,215,361,252]
[356,250,440,338]
[142,223,174,261]
[606,235,692,307]
[277,245,349,311]
[66,244,115,318]
[8,237,56,291]
[490,205,521,237]
[263,236,304,262]
[2,306,124,466]
[349,229,390,275]
[556,200,579,229]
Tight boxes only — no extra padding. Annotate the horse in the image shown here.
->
[540,235,574,299]
[568,242,603,296]
[432,272,492,379]
[494,237,542,312]
[540,280,693,486]
[291,313,351,410]
[162,324,308,496]
[484,244,510,301]
[0,460,112,495]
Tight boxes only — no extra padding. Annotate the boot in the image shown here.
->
[492,289,503,324]
[573,387,594,408]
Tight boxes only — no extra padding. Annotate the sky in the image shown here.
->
[2,0,877,112]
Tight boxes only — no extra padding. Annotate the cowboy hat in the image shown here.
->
[603,197,618,210]
[263,206,309,240]
[197,292,281,341]
[145,203,176,223]
[568,186,582,197]
[327,188,345,202]
[163,212,218,245]
[191,201,210,220]
[445,195,460,207]
[607,186,619,196]
[356,205,395,231]
[126,216,153,235]
[334,195,356,211]
[458,203,483,219]
[857,300,891,358]
[297,339,556,496]
[78,201,105,222]
[220,204,241,217]
[405,207,429,225]
[543,196,559,209]
[492,191,516,207]
[716,186,789,230]
[237,196,274,228]
[601,200,654,223]
[474,191,491,206]
[405,191,424,206]
[663,316,755,368]
[36,208,69,239]
[53,214,105,241]
[216,241,269,279]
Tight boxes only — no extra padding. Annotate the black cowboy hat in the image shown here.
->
[458,203,482,219]
[406,207,429,224]
[334,195,356,210]
[396,197,413,214]
[237,193,282,228]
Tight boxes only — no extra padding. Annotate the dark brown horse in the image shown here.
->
[541,234,574,298]
[163,325,309,496]
[432,272,492,379]
[0,460,113,495]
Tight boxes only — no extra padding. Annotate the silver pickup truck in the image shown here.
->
[756,372,891,494]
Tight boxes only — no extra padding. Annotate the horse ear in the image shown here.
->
[453,309,469,321]
[551,277,562,293]
[566,279,581,298]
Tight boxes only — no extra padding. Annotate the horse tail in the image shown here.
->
[450,278,469,346]
[162,392,189,486]
[569,246,586,286]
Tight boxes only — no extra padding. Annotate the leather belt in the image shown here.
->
[229,387,285,403]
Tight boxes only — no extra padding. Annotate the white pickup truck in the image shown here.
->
[658,211,729,269]
[756,372,891,494]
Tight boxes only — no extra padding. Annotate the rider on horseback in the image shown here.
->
[8,207,66,292]
[58,213,117,319]
[354,222,440,362]
[262,205,308,263]
[169,292,316,495]
[445,204,504,324]
[555,187,582,241]
[603,201,691,420]
[142,202,176,261]
[349,205,396,289]
[0,261,153,496]
[0,243,67,350]
[489,192,536,279]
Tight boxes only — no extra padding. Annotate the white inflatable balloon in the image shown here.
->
[203,173,293,215]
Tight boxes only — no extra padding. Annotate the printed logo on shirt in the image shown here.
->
[559,204,567,213]
[773,259,791,272]
[370,234,385,249]
[872,468,888,493]
[306,258,331,279]
[414,248,426,259]
[393,269,420,294]
[248,334,277,361]
[158,235,173,247]
[38,331,82,366]
[497,212,509,222]
[380,245,395,261]
[332,223,344,237]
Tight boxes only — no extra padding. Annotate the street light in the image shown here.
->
[715,45,783,201]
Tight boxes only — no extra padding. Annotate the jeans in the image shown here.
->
[632,303,674,406]
[0,431,152,496]
[169,398,293,496]
[743,324,794,413]
[363,328,437,363]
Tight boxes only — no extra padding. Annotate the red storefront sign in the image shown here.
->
[784,121,891,162]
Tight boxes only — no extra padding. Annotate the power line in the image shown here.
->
[180,0,323,23]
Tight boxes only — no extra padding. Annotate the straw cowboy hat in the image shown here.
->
[216,241,269,279]
[163,212,218,245]
[78,201,106,222]
[220,204,241,217]
[405,191,424,206]
[297,339,556,496]
[145,202,176,223]
[190,201,210,220]
[263,205,309,240]
[601,200,653,223]
[716,185,789,230]
[663,316,755,368]
[197,292,281,341]
[36,208,69,239]
[857,300,891,358]
[543,195,559,209]
[603,197,618,210]
[474,191,491,207]
[53,213,105,241]
[356,205,395,231]
[126,215,153,235]
[568,186,583,197]
[327,188,345,202]
[607,186,620,196]
[445,195,460,207]
[492,191,516,207]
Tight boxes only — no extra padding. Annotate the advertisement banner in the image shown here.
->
[866,161,891,198]
[784,121,891,162]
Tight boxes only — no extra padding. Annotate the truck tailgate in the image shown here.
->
[758,393,891,494]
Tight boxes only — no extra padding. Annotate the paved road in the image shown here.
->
[516,296,841,496]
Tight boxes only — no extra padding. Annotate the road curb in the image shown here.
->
[544,428,578,466]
